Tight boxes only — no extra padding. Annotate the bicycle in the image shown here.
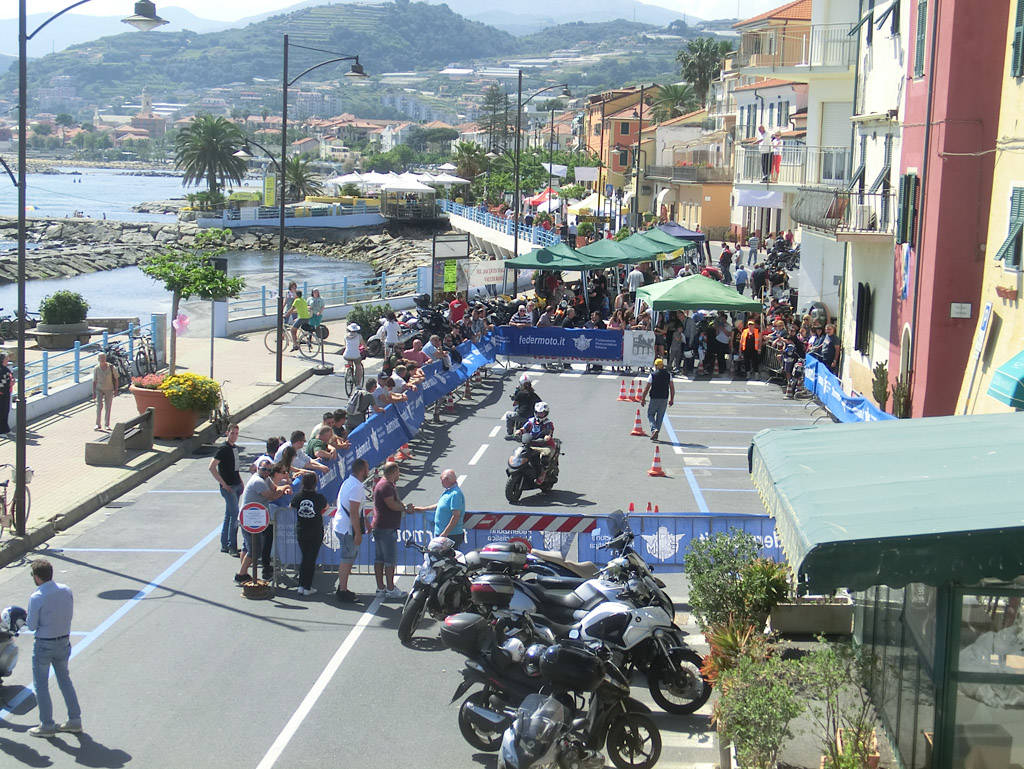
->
[264,323,289,355]
[134,331,158,376]
[296,321,326,361]
[103,344,132,392]
[212,380,231,435]
[0,308,39,341]
[342,357,364,396]
[0,463,32,540]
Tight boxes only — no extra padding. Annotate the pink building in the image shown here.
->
[890,0,1009,416]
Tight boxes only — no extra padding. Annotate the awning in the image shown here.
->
[505,243,608,271]
[655,188,672,208]
[749,412,1024,592]
[637,274,762,312]
[736,188,785,208]
[987,349,1024,408]
[658,222,705,242]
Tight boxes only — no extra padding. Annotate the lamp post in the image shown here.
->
[632,83,646,231]
[547,108,555,214]
[10,0,167,537]
[273,35,366,383]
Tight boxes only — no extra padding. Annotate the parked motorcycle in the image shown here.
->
[505,434,561,503]
[398,536,473,644]
[0,605,27,685]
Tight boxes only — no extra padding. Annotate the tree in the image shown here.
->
[652,83,700,122]
[173,114,248,196]
[284,156,324,202]
[32,123,52,137]
[480,83,511,152]
[453,141,486,181]
[676,37,733,106]
[140,229,245,374]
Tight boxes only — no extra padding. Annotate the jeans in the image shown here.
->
[297,525,323,590]
[219,483,242,551]
[33,638,80,727]
[647,398,668,433]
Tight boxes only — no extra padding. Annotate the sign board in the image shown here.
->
[432,233,471,297]
[466,260,507,288]
[622,330,656,367]
[495,326,624,364]
[239,502,270,534]
[263,174,276,208]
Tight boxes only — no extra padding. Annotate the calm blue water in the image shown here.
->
[0,166,192,222]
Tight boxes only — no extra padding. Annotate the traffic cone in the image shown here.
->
[617,380,629,401]
[398,443,414,460]
[626,379,637,402]
[628,502,635,514]
[464,379,473,399]
[648,446,668,477]
[387,452,399,463]
[631,378,643,402]
[630,409,646,436]
[654,505,660,513]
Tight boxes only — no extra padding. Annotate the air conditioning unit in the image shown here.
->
[854,204,877,231]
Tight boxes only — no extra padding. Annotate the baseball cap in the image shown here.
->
[654,358,665,368]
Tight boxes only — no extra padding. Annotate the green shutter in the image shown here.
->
[906,173,919,246]
[1012,187,1024,220]
[993,221,1022,263]
[1013,0,1024,78]
[896,173,918,244]
[896,174,909,242]
[914,0,928,77]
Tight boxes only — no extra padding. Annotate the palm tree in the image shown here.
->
[174,114,248,195]
[453,141,487,181]
[651,83,700,122]
[284,156,323,202]
[676,37,734,107]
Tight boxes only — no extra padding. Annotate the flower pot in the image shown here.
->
[129,385,201,439]
[769,594,854,636]
[837,728,880,769]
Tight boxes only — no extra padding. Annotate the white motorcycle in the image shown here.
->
[0,605,27,685]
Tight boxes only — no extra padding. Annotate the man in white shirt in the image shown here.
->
[274,430,328,476]
[334,458,369,603]
[758,125,772,182]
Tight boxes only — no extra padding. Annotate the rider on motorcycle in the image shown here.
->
[517,401,557,484]
[506,374,542,437]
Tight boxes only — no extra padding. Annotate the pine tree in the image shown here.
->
[480,83,511,153]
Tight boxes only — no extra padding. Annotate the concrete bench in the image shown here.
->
[85,408,155,466]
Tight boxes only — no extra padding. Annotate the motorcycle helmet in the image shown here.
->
[603,557,628,581]
[518,373,531,386]
[498,637,526,665]
[1,605,27,634]
[523,643,547,677]
[534,401,549,419]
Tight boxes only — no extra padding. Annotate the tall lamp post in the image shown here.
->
[631,83,646,230]
[9,0,167,537]
[273,36,366,383]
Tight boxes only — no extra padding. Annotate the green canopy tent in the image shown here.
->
[505,242,616,271]
[576,238,653,266]
[635,274,763,312]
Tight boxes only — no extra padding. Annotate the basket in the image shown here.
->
[241,579,273,600]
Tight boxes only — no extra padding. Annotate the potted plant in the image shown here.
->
[35,290,91,349]
[129,372,220,439]
[769,589,855,636]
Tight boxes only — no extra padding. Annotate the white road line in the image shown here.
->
[672,445,684,455]
[468,444,489,466]
[683,457,712,466]
[255,593,387,769]
[457,474,468,486]
[488,425,502,438]
[559,373,583,378]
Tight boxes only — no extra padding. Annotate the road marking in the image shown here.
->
[148,489,220,494]
[669,401,793,407]
[559,373,583,378]
[488,425,502,438]
[255,592,387,769]
[468,444,489,466]
[669,414,806,421]
[671,428,759,434]
[683,457,711,466]
[0,524,221,720]
[457,474,468,486]
[683,468,709,514]
[661,415,684,455]
[701,488,758,493]
[52,548,190,553]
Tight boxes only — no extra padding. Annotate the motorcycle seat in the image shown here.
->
[533,575,588,590]
[529,550,599,579]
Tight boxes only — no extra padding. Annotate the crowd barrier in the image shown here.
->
[495,326,655,368]
[802,354,894,423]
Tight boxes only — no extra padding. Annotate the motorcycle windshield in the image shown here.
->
[505,693,568,763]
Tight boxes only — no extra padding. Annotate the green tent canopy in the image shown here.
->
[621,232,673,257]
[576,238,652,266]
[504,243,607,271]
[986,348,1024,409]
[637,229,690,249]
[635,275,763,312]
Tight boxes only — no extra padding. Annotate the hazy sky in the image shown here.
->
[3,0,780,22]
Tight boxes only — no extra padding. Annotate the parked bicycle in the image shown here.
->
[133,331,158,376]
[0,463,32,541]
[102,343,132,393]
[0,309,39,341]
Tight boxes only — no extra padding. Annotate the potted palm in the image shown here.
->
[130,372,220,439]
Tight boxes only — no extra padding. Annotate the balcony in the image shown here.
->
[790,189,896,237]
[733,24,856,73]
[646,165,735,184]
[734,145,851,188]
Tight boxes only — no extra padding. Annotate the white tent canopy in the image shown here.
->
[437,162,457,171]
[541,162,568,178]
[382,178,435,193]
[325,172,365,187]
[431,172,470,185]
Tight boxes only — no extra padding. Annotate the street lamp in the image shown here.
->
[273,35,366,383]
[10,0,167,537]
[631,84,647,231]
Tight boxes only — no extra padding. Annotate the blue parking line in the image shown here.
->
[683,468,710,513]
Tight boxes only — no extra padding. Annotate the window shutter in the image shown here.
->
[867,0,876,45]
[914,0,928,77]
[1011,187,1024,221]
[896,174,909,242]
[1013,0,1024,78]
[906,173,919,246]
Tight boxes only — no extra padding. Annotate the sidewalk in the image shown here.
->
[0,330,332,565]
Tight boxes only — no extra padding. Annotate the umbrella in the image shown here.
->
[360,171,392,186]
[325,172,365,188]
[438,162,457,171]
[431,172,471,185]
[528,187,558,207]
[636,275,763,312]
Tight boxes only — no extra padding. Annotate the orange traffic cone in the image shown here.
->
[617,380,629,401]
[387,453,399,463]
[464,379,473,400]
[654,505,660,513]
[626,379,637,402]
[628,502,635,514]
[398,444,413,460]
[630,409,646,436]
[631,378,643,402]
[648,446,668,477]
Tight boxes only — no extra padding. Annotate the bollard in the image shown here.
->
[261,285,267,316]
[41,352,49,396]
[73,341,81,384]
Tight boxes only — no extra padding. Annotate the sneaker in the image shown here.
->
[296,587,309,596]
[58,720,83,734]
[234,573,250,584]
[262,565,274,578]
[386,587,408,601]
[29,725,58,737]
[228,548,239,557]
[220,548,229,554]
[304,586,317,596]
[375,588,387,601]
[651,429,659,441]
[335,589,360,603]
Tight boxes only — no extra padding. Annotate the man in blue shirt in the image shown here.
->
[26,559,82,736]
[410,468,466,548]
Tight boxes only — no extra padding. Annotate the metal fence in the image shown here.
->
[646,165,735,184]
[12,319,158,400]
[734,23,856,70]
[734,145,850,187]
[791,189,896,235]
[227,272,420,321]
[439,199,564,248]
[203,201,381,226]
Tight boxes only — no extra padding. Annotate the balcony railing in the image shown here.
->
[733,24,856,71]
[646,165,735,184]
[734,145,851,187]
[707,95,737,118]
[790,189,896,235]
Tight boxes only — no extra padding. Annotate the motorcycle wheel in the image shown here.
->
[458,691,504,752]
[366,338,383,357]
[397,589,428,645]
[505,475,524,504]
[646,648,712,715]
[539,479,555,493]
[605,712,662,769]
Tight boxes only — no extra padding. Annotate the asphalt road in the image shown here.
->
[0,362,819,769]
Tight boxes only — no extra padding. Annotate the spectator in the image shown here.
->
[536,306,556,327]
[376,375,407,405]
[404,338,430,365]
[308,288,325,328]
[381,312,401,359]
[331,409,348,440]
[0,352,11,437]
[626,264,645,301]
[470,307,490,340]
[785,229,794,247]
[585,311,605,330]
[819,323,841,373]
[275,430,328,476]
[236,461,292,584]
[509,304,533,327]
[91,352,118,431]
[422,334,450,367]
[250,436,283,473]
[771,131,783,182]
[334,458,369,603]
[747,233,760,260]
[410,468,466,549]
[568,219,578,247]
[210,423,243,556]
[306,425,338,463]
[372,461,408,601]
[713,312,732,375]
[735,265,749,295]
[718,246,733,284]
[639,358,674,441]
[757,125,771,182]
[290,473,329,596]
[448,292,469,324]
[750,263,768,298]
[740,320,762,377]
[345,379,384,431]
[559,306,579,328]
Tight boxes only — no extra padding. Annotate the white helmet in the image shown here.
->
[534,401,549,419]
[519,373,531,385]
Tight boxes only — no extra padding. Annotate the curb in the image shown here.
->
[0,366,316,568]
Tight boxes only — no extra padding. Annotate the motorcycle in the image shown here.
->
[497,643,662,769]
[505,434,561,503]
[398,536,473,644]
[0,605,27,685]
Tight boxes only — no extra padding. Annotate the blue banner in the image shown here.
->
[495,326,624,363]
[803,355,895,424]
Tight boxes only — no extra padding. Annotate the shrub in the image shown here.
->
[345,302,392,340]
[131,373,166,390]
[702,618,768,686]
[39,290,89,325]
[159,372,220,412]
[576,221,595,238]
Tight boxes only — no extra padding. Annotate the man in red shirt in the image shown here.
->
[448,292,469,324]
[403,338,430,365]
[372,461,408,601]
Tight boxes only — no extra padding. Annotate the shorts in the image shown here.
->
[373,528,398,566]
[291,317,311,329]
[337,531,359,565]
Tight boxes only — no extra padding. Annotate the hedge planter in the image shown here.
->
[769,594,854,636]
[129,385,202,439]
[32,322,95,350]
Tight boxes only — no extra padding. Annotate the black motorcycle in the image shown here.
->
[398,537,472,644]
[505,435,561,503]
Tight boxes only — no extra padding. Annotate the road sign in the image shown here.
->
[239,503,270,534]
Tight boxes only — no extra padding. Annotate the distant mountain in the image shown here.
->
[433,0,699,30]
[518,21,661,54]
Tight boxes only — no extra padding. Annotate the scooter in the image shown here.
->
[0,605,27,685]
[505,435,561,504]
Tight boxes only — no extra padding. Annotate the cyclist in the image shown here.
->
[341,322,365,386]
[287,290,312,350]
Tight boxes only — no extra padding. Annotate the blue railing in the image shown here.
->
[439,199,563,248]
[228,272,420,321]
[206,201,381,225]
[12,319,158,400]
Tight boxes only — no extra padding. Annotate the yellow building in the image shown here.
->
[956,2,1024,414]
